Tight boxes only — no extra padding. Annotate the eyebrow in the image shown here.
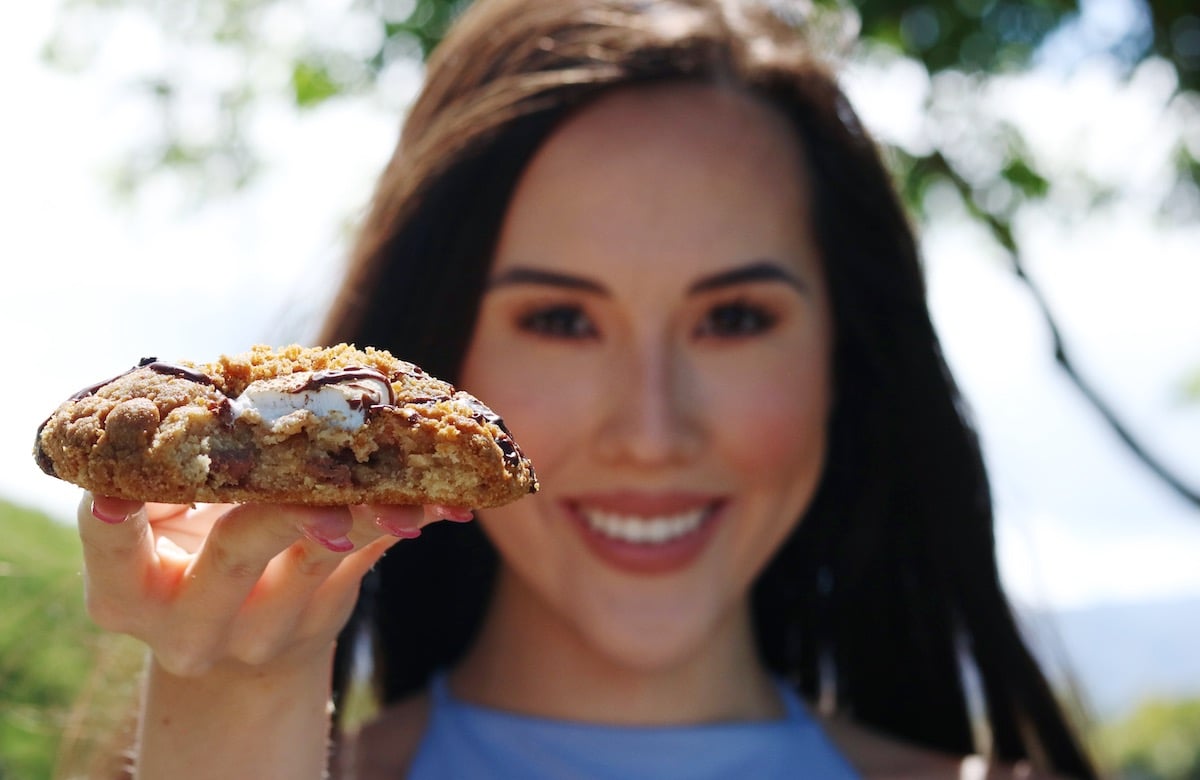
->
[687,260,808,295]
[485,259,808,295]
[486,267,609,294]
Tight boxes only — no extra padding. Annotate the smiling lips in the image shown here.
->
[565,496,724,575]
[584,507,707,544]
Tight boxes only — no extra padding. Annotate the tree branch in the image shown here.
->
[927,151,1200,510]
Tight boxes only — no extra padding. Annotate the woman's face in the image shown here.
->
[460,83,833,671]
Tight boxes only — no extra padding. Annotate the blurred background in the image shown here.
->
[1,0,1198,776]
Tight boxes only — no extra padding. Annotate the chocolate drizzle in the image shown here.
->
[40,357,219,475]
[463,397,527,473]
[295,367,396,410]
[216,397,236,428]
[144,359,214,386]
[401,394,534,488]
[464,397,511,435]
[68,369,133,402]
[68,356,214,401]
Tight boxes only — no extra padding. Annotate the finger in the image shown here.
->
[300,502,466,597]
[425,504,474,523]
[150,505,351,674]
[89,494,142,524]
[144,502,191,523]
[180,504,348,602]
[367,504,428,538]
[77,493,158,634]
[224,507,404,664]
[90,495,192,530]
[304,535,401,629]
[171,507,332,622]
[300,506,432,626]
[337,505,413,578]
[259,505,405,598]
[363,503,473,538]
[297,534,406,647]
[149,502,230,555]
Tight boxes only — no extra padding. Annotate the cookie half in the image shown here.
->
[34,344,538,507]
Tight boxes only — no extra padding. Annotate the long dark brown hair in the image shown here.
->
[321,0,1097,775]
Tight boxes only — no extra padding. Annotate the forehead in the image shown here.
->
[494,82,816,278]
[559,80,799,149]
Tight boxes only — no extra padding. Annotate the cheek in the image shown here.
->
[704,351,831,589]
[706,353,831,489]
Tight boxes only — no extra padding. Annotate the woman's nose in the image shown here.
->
[593,341,704,467]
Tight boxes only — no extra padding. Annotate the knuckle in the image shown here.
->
[285,542,340,578]
[155,638,217,678]
[205,539,264,581]
[232,634,285,667]
[80,531,143,564]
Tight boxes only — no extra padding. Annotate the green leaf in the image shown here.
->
[1001,157,1050,199]
[291,60,342,108]
[1184,367,1200,402]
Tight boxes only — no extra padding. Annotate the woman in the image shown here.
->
[78,0,1098,777]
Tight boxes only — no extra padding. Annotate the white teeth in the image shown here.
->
[581,508,707,544]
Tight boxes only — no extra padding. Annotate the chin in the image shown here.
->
[577,599,736,675]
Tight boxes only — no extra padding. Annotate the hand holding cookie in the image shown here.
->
[36,344,536,675]
[78,494,461,677]
[72,493,470,779]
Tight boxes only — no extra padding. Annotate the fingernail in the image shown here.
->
[375,517,422,539]
[300,526,355,552]
[434,506,474,523]
[91,501,127,525]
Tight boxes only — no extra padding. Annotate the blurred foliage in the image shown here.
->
[1097,697,1200,779]
[1184,368,1200,401]
[0,499,142,780]
[858,0,1075,72]
[0,499,93,778]
[39,0,1200,210]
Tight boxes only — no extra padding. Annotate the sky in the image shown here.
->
[2,0,1199,614]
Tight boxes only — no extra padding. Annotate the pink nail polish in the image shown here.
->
[435,506,474,523]
[301,527,355,552]
[91,501,127,525]
[376,517,422,539]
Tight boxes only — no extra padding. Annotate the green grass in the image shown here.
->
[0,499,140,780]
[1097,697,1200,780]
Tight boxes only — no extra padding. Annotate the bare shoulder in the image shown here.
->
[821,716,1065,780]
[331,691,431,780]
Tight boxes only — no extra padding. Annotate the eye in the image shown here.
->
[517,304,598,339]
[694,300,778,339]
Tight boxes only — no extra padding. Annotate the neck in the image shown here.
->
[451,565,783,725]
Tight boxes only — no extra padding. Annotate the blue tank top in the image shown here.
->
[407,673,861,778]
